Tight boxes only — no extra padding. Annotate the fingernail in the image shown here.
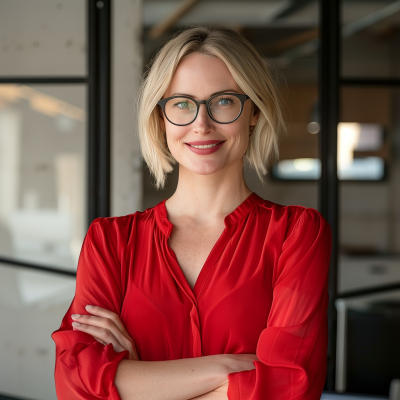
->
[72,322,81,326]
[71,314,80,319]
[85,305,93,309]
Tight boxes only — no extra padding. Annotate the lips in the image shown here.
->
[185,140,225,146]
[185,140,225,155]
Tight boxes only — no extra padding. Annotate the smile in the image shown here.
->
[185,141,225,155]
[189,143,220,149]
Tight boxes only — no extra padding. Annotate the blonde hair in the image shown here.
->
[138,26,285,189]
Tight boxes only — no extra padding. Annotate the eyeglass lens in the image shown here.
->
[164,94,242,125]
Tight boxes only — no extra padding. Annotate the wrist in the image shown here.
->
[218,353,257,377]
[217,354,237,379]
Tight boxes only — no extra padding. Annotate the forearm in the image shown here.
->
[189,382,229,399]
[115,354,230,400]
[67,307,255,399]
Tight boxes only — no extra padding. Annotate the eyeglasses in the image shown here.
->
[157,93,250,126]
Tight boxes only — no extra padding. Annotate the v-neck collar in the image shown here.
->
[154,191,263,238]
[154,192,264,301]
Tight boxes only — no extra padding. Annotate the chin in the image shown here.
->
[190,167,222,176]
[184,162,224,176]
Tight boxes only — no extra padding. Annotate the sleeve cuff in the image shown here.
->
[228,368,256,400]
[74,341,129,399]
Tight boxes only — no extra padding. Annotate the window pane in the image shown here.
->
[0,0,86,76]
[339,86,397,274]
[0,263,75,399]
[342,0,400,78]
[272,158,321,180]
[0,84,87,270]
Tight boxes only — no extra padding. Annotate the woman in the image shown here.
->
[52,26,332,400]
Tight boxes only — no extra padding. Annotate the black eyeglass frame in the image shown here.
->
[157,93,250,126]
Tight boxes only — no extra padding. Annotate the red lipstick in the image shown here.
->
[185,140,225,155]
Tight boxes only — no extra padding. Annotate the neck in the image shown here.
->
[165,159,252,223]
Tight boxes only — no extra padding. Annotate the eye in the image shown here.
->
[175,101,190,109]
[218,98,232,105]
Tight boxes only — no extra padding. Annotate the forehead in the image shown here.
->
[164,52,241,98]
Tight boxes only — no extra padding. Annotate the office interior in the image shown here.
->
[0,0,400,399]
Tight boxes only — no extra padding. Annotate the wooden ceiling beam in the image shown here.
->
[262,28,319,56]
[148,0,201,39]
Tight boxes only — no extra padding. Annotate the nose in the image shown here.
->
[192,103,212,133]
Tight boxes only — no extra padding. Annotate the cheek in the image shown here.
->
[165,121,186,140]
[165,126,188,156]
[225,124,250,147]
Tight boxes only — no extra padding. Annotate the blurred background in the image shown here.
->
[0,0,400,399]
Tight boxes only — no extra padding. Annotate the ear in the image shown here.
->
[251,104,260,126]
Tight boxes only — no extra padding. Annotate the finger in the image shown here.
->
[94,337,107,346]
[72,322,126,353]
[79,306,139,360]
[71,314,134,355]
[84,305,130,337]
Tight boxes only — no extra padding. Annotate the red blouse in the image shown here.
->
[51,192,332,400]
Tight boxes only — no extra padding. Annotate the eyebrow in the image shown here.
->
[170,89,239,98]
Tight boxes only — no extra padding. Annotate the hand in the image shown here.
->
[191,353,258,400]
[71,305,139,361]
[225,353,258,375]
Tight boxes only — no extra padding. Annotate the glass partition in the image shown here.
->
[0,263,75,399]
[0,84,87,271]
[339,87,400,292]
[342,0,400,78]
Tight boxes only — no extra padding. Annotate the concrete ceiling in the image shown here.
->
[144,0,318,28]
[143,0,399,29]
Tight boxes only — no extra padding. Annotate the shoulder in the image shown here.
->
[83,207,159,264]
[87,205,158,244]
[253,196,331,240]
[90,206,156,230]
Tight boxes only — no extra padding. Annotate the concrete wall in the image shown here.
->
[111,0,143,217]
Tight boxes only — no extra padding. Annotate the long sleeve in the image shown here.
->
[51,218,129,400]
[227,208,332,400]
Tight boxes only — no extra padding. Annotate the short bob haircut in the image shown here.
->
[138,26,285,189]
